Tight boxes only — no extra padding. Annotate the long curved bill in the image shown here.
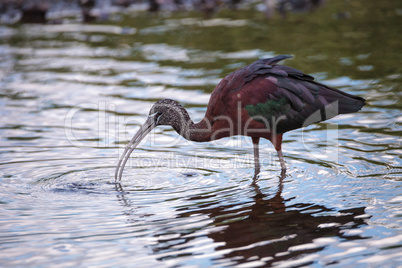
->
[115,116,156,181]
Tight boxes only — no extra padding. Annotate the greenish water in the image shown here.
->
[0,1,401,267]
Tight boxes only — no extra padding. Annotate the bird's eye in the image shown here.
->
[155,112,162,124]
[149,112,162,118]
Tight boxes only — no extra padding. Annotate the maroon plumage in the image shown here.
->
[206,55,365,136]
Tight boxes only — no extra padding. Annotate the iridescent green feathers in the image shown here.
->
[245,98,291,123]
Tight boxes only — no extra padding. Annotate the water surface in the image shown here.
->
[1,1,401,267]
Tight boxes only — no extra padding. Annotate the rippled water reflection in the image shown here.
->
[1,1,402,267]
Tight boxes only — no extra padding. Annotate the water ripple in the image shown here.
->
[1,5,401,267]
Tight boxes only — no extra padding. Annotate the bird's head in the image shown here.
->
[148,99,190,127]
[115,99,191,181]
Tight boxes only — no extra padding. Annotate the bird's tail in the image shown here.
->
[316,82,366,114]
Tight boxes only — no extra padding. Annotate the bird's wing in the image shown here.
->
[208,55,365,133]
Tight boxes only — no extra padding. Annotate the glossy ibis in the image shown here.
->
[115,55,365,180]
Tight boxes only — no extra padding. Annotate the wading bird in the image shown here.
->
[115,55,365,180]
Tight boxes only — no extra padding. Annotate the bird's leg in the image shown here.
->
[252,137,261,176]
[277,149,286,172]
[271,134,286,174]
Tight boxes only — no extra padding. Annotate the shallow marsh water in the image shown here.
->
[0,1,402,267]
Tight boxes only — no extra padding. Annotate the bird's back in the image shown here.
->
[206,55,365,135]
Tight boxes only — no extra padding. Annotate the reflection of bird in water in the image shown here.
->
[115,55,365,180]
[114,174,369,266]
[196,176,368,266]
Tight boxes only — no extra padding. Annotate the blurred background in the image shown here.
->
[0,0,401,267]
